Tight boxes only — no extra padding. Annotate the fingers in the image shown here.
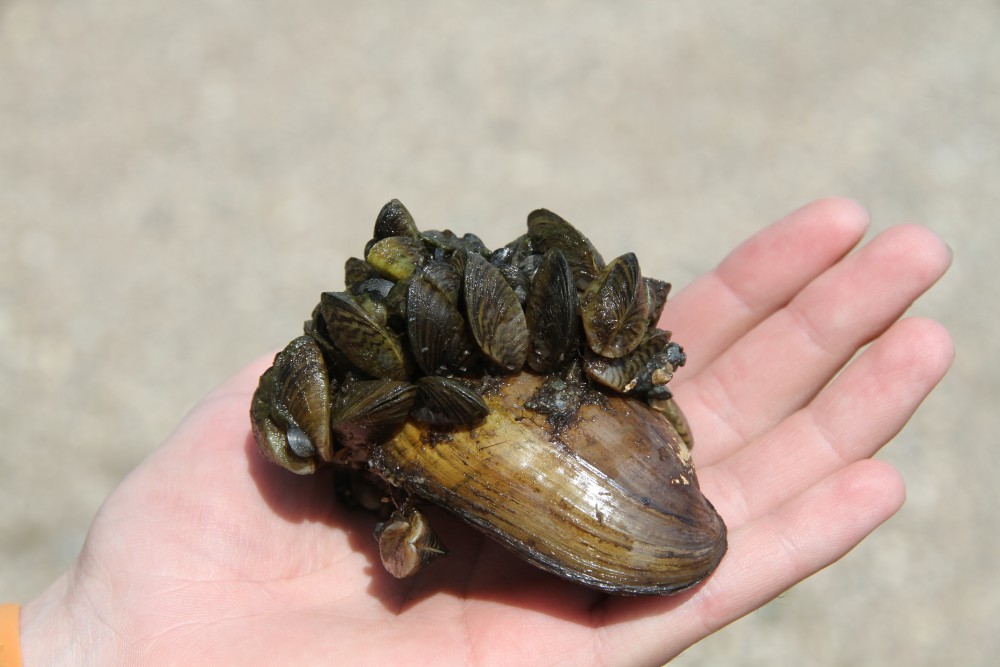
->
[601,314,950,663]
[684,459,906,650]
[700,316,954,528]
[601,459,905,665]
[681,223,952,465]
[662,198,870,375]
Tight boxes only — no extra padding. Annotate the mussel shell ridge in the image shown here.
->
[368,372,727,595]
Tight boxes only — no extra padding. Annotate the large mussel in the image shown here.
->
[250,199,726,595]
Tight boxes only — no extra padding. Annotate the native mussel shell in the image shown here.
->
[250,199,727,595]
[371,372,725,594]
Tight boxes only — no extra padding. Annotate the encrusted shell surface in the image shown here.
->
[249,199,726,595]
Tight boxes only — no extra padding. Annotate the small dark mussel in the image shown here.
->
[250,199,727,595]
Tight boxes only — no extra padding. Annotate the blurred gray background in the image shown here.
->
[1,1,996,664]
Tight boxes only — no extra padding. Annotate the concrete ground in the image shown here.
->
[1,1,996,664]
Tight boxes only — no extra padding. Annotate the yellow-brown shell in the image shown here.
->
[369,372,726,595]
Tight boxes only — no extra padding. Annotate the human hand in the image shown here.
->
[19,199,953,666]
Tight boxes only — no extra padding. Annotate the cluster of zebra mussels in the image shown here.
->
[250,200,727,595]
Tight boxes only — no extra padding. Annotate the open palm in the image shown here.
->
[21,199,953,666]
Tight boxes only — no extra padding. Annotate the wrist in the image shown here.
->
[18,572,112,666]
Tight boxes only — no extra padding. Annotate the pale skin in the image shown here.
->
[19,199,953,666]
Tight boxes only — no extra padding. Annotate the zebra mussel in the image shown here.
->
[250,200,726,595]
